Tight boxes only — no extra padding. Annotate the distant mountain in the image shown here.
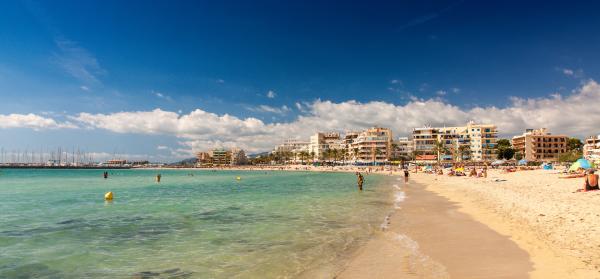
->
[169,157,198,166]
[247,151,270,159]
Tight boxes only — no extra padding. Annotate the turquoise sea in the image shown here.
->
[0,169,394,278]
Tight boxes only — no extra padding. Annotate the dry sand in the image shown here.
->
[338,169,600,279]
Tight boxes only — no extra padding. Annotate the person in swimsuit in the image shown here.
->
[356,172,364,191]
[582,169,599,191]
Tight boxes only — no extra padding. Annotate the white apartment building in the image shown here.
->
[391,136,413,160]
[308,132,344,160]
[412,122,498,163]
[583,135,600,164]
[350,127,393,163]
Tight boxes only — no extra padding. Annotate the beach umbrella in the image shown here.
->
[518,159,527,165]
[569,158,594,171]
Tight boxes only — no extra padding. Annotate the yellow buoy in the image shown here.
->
[104,191,113,201]
[236,176,241,180]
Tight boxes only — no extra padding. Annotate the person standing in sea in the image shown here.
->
[356,172,364,191]
[404,168,409,183]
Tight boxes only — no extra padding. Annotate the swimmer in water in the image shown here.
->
[356,172,364,191]
[156,173,161,183]
[103,171,108,179]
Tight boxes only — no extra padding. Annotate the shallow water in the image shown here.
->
[0,169,393,278]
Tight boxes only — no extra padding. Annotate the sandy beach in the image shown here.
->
[338,169,600,278]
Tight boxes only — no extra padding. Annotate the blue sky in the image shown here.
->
[1,0,600,161]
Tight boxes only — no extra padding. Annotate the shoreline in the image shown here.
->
[337,171,599,278]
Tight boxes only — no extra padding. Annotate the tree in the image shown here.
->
[331,148,339,165]
[458,145,471,162]
[514,152,523,160]
[299,151,309,164]
[411,149,420,162]
[432,140,449,164]
[496,139,511,149]
[353,147,360,161]
[310,151,316,163]
[342,149,349,165]
[559,151,581,163]
[322,149,330,163]
[496,139,513,160]
[374,147,382,165]
[501,148,515,160]
[567,138,583,152]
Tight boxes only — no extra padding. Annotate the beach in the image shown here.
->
[339,169,600,278]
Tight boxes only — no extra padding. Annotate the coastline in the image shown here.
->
[337,170,600,278]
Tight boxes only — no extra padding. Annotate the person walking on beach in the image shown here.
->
[356,172,364,191]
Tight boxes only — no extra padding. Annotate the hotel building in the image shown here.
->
[196,152,212,166]
[412,122,498,162]
[512,128,567,162]
[308,132,344,160]
[350,127,393,163]
[230,148,248,166]
[391,137,413,160]
[583,135,600,164]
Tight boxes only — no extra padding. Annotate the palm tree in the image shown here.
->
[458,145,471,162]
[322,149,330,164]
[299,151,309,164]
[432,140,449,165]
[331,148,339,165]
[353,147,360,161]
[374,147,382,165]
[310,151,316,163]
[390,143,399,160]
[411,149,419,162]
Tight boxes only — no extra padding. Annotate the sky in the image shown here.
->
[1,0,600,162]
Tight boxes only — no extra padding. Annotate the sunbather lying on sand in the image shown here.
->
[576,169,599,192]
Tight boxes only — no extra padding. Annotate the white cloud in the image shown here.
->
[153,91,172,101]
[266,90,276,98]
[216,79,225,84]
[53,39,105,85]
[69,79,600,154]
[436,90,447,96]
[451,87,460,93]
[559,67,584,78]
[6,80,600,155]
[246,105,291,115]
[0,113,76,130]
[157,145,169,150]
[80,85,90,92]
[390,79,402,84]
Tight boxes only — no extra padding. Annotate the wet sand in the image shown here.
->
[338,175,597,278]
[338,178,532,278]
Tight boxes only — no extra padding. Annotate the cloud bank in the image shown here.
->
[3,80,600,154]
[0,113,76,130]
